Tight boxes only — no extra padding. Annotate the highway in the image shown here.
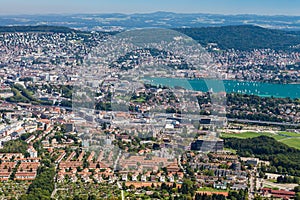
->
[228,118,300,127]
[60,105,299,127]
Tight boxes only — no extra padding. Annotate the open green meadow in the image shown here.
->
[221,131,300,150]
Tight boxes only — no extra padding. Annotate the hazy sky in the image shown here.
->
[0,0,300,16]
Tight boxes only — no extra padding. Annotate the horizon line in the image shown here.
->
[0,11,299,17]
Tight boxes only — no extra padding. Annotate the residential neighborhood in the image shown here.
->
[0,27,299,200]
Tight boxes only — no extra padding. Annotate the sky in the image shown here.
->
[0,0,300,16]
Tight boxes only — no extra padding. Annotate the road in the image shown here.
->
[262,180,298,191]
[59,104,300,127]
[113,150,122,172]
[117,181,125,200]
[51,164,58,199]
[115,151,124,200]
[248,167,257,200]
[228,118,300,127]
[248,171,255,199]
[178,155,186,174]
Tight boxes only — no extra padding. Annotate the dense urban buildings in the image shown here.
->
[0,22,299,200]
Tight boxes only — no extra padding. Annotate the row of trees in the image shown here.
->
[195,193,225,200]
[277,175,300,184]
[195,190,248,200]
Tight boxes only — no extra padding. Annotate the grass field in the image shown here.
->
[224,148,237,154]
[198,187,229,192]
[221,131,284,140]
[221,131,300,150]
[278,131,300,137]
[280,138,300,150]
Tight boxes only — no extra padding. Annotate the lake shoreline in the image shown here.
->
[147,77,300,99]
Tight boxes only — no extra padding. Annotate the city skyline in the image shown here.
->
[0,0,300,16]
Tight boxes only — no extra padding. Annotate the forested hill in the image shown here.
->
[2,25,300,51]
[175,25,300,51]
[224,136,300,176]
[0,25,81,33]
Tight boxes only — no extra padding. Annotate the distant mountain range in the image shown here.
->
[1,11,300,31]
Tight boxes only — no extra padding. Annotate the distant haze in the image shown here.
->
[0,0,300,16]
[1,12,300,31]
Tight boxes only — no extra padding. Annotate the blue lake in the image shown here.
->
[148,78,300,99]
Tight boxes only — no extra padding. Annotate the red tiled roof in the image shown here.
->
[271,190,295,196]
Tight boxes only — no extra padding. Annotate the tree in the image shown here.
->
[88,194,97,200]
[224,136,300,176]
[181,182,189,194]
[25,167,55,199]
[294,186,300,193]
[259,171,264,178]
[152,192,160,198]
